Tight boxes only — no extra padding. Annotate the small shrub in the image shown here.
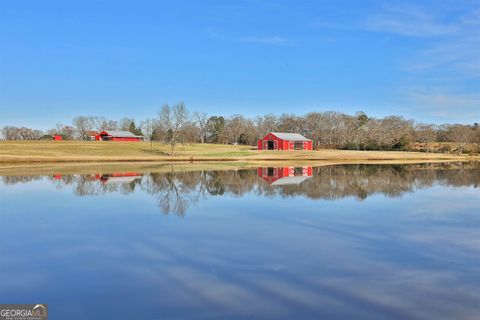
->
[438,145,452,153]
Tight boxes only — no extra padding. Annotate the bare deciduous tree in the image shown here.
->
[158,102,189,155]
[1,126,43,140]
[119,117,135,131]
[72,116,95,140]
[95,117,118,132]
[140,118,158,153]
[415,124,437,154]
[193,112,208,143]
[447,124,473,155]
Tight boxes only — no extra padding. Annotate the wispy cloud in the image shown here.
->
[367,4,459,37]
[407,88,480,119]
[366,2,480,122]
[407,34,480,77]
[240,35,287,45]
[367,3,480,76]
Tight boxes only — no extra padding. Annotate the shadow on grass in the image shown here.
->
[140,149,171,156]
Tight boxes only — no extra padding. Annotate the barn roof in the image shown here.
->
[270,132,311,141]
[101,130,143,138]
[270,175,312,186]
[101,176,142,184]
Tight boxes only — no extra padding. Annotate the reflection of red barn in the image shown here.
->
[258,132,312,151]
[94,172,142,184]
[96,130,143,142]
[258,167,313,185]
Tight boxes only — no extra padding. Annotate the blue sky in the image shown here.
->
[1,0,479,129]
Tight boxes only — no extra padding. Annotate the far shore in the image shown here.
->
[0,159,478,177]
[0,141,478,165]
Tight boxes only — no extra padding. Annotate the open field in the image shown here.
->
[0,141,478,164]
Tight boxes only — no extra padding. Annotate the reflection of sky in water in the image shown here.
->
[0,166,479,320]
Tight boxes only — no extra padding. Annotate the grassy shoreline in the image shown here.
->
[0,141,478,164]
[0,160,477,177]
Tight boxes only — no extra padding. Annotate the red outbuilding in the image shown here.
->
[96,130,144,142]
[258,132,312,151]
[53,135,63,141]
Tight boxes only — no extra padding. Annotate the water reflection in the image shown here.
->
[1,163,479,319]
[1,163,479,216]
[258,166,313,185]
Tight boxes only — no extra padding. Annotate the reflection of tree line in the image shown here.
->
[1,163,479,215]
[268,164,480,200]
[1,175,45,185]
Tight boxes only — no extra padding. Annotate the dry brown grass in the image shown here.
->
[408,142,479,155]
[0,140,478,164]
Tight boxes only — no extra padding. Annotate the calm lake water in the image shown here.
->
[0,163,479,320]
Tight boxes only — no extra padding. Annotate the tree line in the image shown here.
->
[2,103,479,153]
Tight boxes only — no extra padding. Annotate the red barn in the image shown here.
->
[258,132,312,151]
[97,130,143,142]
[258,166,313,185]
[53,135,63,141]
